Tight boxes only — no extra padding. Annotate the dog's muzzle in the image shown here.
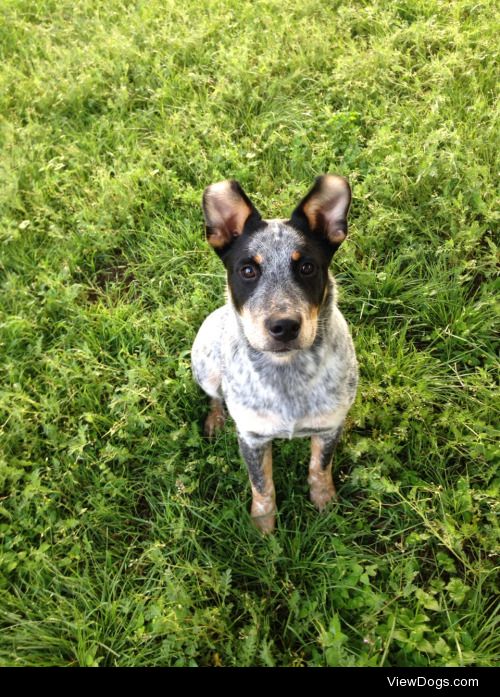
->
[265,315,302,345]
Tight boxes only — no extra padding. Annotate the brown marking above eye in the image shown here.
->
[253,254,263,264]
[291,250,301,261]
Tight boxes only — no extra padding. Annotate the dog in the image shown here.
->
[191,175,358,533]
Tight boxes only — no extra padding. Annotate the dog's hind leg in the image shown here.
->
[191,307,227,437]
[238,435,276,534]
[308,428,343,511]
[204,398,226,438]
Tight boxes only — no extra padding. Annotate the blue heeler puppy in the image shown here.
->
[191,175,358,533]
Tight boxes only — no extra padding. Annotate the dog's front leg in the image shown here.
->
[238,435,275,534]
[308,429,343,511]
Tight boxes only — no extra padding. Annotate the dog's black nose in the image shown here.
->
[266,317,301,342]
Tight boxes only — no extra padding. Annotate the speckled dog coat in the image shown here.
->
[191,175,358,533]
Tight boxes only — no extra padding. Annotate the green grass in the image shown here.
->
[0,0,498,667]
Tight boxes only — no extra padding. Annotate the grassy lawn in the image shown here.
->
[0,0,498,667]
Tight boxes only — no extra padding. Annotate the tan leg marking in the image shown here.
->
[308,435,337,511]
[250,444,276,534]
[204,398,226,438]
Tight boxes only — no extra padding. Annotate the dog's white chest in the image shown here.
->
[225,399,348,440]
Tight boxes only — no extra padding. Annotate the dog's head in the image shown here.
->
[202,175,351,356]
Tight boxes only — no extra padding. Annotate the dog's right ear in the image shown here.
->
[290,175,351,254]
[202,180,262,254]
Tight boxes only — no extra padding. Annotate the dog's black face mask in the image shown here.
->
[202,176,351,354]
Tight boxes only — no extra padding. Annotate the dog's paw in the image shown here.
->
[251,511,276,534]
[310,483,338,512]
[203,404,226,438]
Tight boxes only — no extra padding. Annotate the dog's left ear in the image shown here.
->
[202,179,262,254]
[290,175,351,251]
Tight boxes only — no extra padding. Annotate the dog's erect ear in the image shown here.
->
[202,180,262,253]
[290,175,351,250]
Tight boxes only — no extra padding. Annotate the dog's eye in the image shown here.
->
[240,264,258,280]
[299,262,315,276]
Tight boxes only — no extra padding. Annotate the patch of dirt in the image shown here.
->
[84,247,136,303]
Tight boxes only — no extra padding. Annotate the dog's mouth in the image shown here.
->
[265,343,301,355]
[258,332,315,355]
